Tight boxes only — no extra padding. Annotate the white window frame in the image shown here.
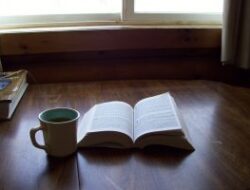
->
[0,0,222,28]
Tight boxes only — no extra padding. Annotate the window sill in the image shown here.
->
[0,22,221,34]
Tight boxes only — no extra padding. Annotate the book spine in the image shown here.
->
[0,57,3,72]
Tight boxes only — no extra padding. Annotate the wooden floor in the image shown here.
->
[0,80,250,190]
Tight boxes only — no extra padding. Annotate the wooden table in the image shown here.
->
[0,80,250,190]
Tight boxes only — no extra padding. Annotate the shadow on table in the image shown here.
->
[78,147,132,166]
[135,145,193,166]
[35,154,79,189]
[44,153,77,169]
[78,145,193,167]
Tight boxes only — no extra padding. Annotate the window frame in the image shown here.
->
[0,0,223,29]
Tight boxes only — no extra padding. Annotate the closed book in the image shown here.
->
[0,70,28,119]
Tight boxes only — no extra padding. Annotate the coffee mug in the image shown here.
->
[30,107,80,157]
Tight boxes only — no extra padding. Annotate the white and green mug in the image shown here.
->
[30,107,80,157]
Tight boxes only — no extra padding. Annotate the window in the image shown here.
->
[135,0,222,13]
[0,0,223,28]
[124,0,223,24]
[0,0,122,27]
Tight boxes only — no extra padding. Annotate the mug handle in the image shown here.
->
[30,126,47,150]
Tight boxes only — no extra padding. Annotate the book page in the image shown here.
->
[77,106,96,143]
[84,101,134,139]
[134,93,182,140]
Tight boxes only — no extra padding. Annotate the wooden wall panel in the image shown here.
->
[0,28,221,55]
[2,50,220,83]
[3,27,244,84]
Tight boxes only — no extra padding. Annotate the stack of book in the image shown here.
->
[0,70,28,119]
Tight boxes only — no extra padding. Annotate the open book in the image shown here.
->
[78,93,194,150]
